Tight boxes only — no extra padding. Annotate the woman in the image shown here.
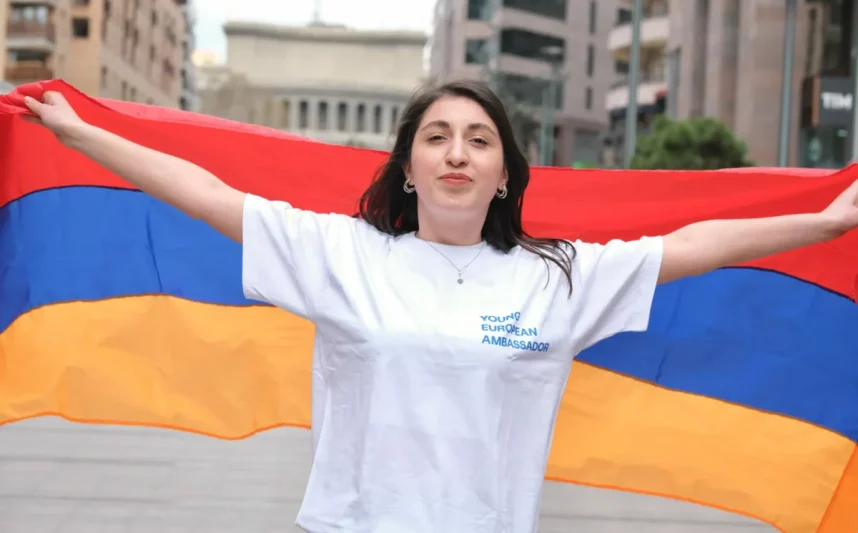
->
[24,81,858,533]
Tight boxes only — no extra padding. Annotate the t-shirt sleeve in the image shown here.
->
[241,193,360,319]
[569,236,664,352]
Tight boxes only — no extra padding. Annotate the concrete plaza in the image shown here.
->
[0,417,776,533]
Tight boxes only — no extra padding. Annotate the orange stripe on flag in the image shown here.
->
[818,445,858,533]
[548,363,856,533]
[0,296,314,438]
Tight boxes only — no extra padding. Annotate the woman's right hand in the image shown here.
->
[23,91,88,146]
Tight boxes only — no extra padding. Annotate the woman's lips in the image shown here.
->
[440,173,471,185]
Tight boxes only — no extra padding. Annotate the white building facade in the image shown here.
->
[198,22,427,150]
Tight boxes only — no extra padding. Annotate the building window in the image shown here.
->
[585,86,592,110]
[391,106,400,133]
[616,7,632,25]
[318,101,329,130]
[819,0,853,75]
[373,105,382,133]
[500,29,565,63]
[502,0,565,20]
[11,5,50,22]
[586,44,594,77]
[497,73,563,110]
[72,17,90,38]
[465,39,487,64]
[337,102,348,131]
[588,1,596,34]
[574,128,601,165]
[615,59,629,74]
[281,101,290,129]
[299,101,309,129]
[262,101,273,126]
[8,50,49,63]
[10,5,50,22]
[467,0,491,20]
[356,103,366,133]
[805,5,819,76]
[100,66,107,88]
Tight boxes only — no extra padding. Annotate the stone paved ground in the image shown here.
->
[0,417,776,533]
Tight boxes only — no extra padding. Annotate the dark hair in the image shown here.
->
[357,79,576,293]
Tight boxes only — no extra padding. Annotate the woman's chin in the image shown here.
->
[421,194,492,219]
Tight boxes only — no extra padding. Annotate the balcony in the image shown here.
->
[5,20,57,51]
[609,17,669,60]
[5,62,54,83]
[605,72,667,112]
[10,0,58,6]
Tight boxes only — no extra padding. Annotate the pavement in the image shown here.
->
[0,417,777,533]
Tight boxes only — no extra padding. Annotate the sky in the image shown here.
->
[193,0,438,63]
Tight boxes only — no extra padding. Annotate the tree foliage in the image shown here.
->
[631,115,754,170]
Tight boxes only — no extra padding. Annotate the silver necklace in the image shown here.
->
[422,240,485,284]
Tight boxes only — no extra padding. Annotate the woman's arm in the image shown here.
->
[25,92,245,242]
[658,180,858,284]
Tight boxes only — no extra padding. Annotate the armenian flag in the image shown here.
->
[0,80,856,533]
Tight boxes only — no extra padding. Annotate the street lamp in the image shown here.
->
[851,0,858,162]
[539,45,563,166]
[776,0,797,167]
[623,0,644,168]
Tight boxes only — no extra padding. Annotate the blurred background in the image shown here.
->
[2,0,857,171]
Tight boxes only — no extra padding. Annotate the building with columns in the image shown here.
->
[196,22,427,150]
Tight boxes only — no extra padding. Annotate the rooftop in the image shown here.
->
[223,21,427,46]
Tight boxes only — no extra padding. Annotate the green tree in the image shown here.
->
[631,115,754,170]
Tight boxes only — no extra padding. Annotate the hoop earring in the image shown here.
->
[403,180,415,194]
[496,184,508,199]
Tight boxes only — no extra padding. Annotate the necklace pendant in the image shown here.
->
[457,278,464,284]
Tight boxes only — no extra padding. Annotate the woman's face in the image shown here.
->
[406,95,507,219]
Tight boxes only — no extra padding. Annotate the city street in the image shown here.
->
[0,417,777,533]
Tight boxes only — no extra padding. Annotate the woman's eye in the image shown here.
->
[472,138,488,145]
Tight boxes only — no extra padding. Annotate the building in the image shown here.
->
[603,0,669,167]
[606,0,858,169]
[3,0,71,90]
[3,0,190,107]
[197,22,427,150]
[665,0,811,167]
[0,0,6,87]
[428,0,619,167]
[796,0,856,168]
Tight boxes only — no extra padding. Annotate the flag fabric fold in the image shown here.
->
[0,79,856,533]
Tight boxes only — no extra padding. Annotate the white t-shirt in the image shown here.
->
[241,193,663,533]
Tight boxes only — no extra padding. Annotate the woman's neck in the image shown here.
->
[415,209,485,246]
